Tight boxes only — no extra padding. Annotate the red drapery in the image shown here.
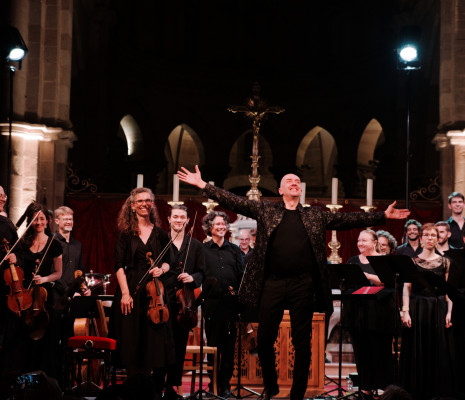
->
[65,194,442,276]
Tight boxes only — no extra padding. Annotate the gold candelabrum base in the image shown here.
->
[327,204,343,264]
[360,205,376,212]
[202,201,218,213]
[168,201,184,207]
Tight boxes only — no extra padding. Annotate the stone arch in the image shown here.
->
[118,114,144,161]
[296,126,338,196]
[357,118,384,180]
[224,130,277,195]
[158,124,205,194]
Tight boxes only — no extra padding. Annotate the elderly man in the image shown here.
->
[238,229,253,262]
[178,166,409,400]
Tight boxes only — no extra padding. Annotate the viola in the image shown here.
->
[145,252,169,325]
[2,239,33,314]
[176,280,198,330]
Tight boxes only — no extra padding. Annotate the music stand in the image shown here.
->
[318,264,371,399]
[187,278,225,400]
[230,304,260,399]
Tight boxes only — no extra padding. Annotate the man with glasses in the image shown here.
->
[53,206,85,306]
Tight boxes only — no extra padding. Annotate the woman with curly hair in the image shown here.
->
[110,187,174,396]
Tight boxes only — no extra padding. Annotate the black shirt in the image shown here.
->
[53,233,84,296]
[266,209,318,278]
[203,239,243,298]
[447,216,465,248]
[396,241,422,258]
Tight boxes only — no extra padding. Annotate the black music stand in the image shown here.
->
[366,255,419,382]
[230,304,260,399]
[187,278,225,400]
[318,264,371,400]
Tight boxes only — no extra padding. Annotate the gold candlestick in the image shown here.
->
[202,200,218,214]
[327,204,343,264]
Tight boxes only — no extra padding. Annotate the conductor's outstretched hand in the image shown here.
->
[178,165,207,189]
[384,201,410,219]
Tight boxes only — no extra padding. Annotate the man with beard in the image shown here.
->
[164,205,205,400]
[446,192,465,248]
[396,220,422,257]
[435,221,455,255]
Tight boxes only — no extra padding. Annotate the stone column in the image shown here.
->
[432,133,453,217]
[448,130,465,193]
[0,123,76,227]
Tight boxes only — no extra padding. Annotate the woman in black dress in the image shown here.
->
[400,223,454,400]
[345,229,397,399]
[1,203,63,379]
[110,187,174,393]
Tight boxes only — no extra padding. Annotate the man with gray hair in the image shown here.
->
[53,206,85,305]
[202,211,244,397]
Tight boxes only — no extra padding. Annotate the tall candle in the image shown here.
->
[300,182,306,205]
[331,178,338,204]
[173,174,179,202]
[366,178,373,206]
[137,174,143,188]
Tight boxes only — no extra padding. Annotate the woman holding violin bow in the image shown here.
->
[110,187,175,399]
[1,203,62,379]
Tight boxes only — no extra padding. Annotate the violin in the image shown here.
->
[2,239,33,314]
[176,261,198,330]
[23,259,50,340]
[145,252,169,325]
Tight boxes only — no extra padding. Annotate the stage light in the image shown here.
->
[1,26,28,63]
[397,26,421,71]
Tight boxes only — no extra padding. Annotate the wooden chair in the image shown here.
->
[184,345,218,395]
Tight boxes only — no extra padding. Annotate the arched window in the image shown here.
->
[357,118,384,180]
[296,127,338,196]
[158,124,205,194]
[118,114,144,160]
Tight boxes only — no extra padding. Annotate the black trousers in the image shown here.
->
[204,300,237,391]
[165,306,190,387]
[257,274,314,400]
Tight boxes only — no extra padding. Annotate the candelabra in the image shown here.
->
[327,204,343,264]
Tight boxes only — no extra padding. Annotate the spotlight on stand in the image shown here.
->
[397,26,421,71]
[396,26,421,210]
[1,26,28,67]
[0,26,28,214]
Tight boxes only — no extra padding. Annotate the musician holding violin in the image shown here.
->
[110,187,174,394]
[1,203,63,379]
[164,205,205,400]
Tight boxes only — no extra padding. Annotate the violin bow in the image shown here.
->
[27,233,56,290]
[0,211,40,267]
[133,220,187,295]
[180,211,197,274]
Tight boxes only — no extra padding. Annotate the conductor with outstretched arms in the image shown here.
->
[178,166,410,400]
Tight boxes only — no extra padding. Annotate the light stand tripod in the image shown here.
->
[230,313,260,399]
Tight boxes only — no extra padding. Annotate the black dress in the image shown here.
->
[399,257,455,400]
[343,255,397,391]
[1,236,63,378]
[110,227,175,371]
